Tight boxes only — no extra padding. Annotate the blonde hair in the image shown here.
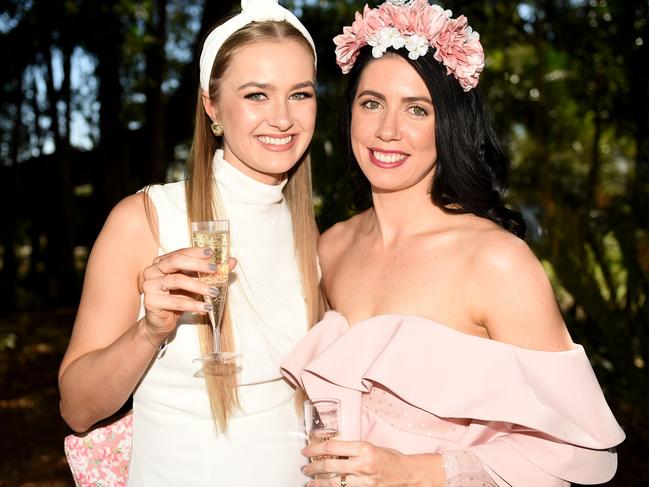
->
[185,20,324,432]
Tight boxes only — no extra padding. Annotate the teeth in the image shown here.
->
[257,135,293,146]
[372,151,406,163]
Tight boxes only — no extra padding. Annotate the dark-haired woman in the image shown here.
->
[282,1,624,486]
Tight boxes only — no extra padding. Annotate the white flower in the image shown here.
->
[405,34,429,60]
[386,27,407,50]
[431,4,453,18]
[370,45,384,58]
[369,27,407,59]
[242,0,286,22]
[467,26,480,43]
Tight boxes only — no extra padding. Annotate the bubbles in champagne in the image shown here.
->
[192,231,229,265]
[308,428,340,478]
[192,230,230,326]
[308,428,339,445]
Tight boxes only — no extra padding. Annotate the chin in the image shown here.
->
[253,160,296,179]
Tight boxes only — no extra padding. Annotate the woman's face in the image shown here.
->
[351,54,437,195]
[206,39,316,185]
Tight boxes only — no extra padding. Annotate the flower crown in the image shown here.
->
[333,0,484,91]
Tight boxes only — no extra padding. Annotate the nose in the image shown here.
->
[375,108,401,142]
[268,99,294,132]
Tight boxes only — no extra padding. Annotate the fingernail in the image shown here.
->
[209,287,219,296]
[203,248,212,256]
[204,304,213,311]
[209,263,217,271]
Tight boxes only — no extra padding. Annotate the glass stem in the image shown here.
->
[212,319,221,353]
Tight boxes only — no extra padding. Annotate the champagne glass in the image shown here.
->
[191,220,239,366]
[304,398,341,479]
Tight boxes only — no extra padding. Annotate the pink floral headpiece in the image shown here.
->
[333,0,484,91]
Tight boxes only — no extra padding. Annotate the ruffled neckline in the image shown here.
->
[281,311,625,448]
[328,310,582,355]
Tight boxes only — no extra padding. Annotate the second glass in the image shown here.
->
[191,220,239,367]
[304,398,341,479]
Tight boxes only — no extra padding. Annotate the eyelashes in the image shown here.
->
[243,91,314,102]
[358,98,429,117]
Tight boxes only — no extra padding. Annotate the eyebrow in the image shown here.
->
[356,89,433,105]
[237,81,316,91]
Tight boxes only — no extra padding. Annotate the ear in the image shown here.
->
[201,90,219,122]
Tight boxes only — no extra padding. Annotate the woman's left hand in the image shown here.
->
[302,439,444,486]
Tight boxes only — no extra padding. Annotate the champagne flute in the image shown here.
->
[304,398,341,479]
[191,220,239,366]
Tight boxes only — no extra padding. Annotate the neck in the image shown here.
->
[368,177,448,245]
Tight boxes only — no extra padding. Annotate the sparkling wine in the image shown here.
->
[308,428,339,445]
[308,428,340,472]
[192,230,229,326]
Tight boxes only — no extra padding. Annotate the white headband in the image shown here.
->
[199,0,317,91]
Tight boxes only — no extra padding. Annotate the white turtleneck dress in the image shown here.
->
[127,151,309,486]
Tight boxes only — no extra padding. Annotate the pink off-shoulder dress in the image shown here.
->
[281,311,625,486]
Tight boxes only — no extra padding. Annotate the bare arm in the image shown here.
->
[58,193,215,432]
[467,231,573,352]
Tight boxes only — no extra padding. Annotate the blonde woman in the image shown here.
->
[59,1,322,485]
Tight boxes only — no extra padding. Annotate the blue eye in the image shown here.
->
[245,92,267,101]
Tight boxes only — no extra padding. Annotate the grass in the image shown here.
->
[0,308,74,486]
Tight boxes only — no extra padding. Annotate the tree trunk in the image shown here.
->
[0,77,23,311]
[94,1,128,222]
[164,0,238,153]
[144,0,168,184]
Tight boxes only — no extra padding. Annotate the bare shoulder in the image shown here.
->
[470,225,540,277]
[102,192,156,239]
[86,192,158,291]
[318,211,367,270]
[466,224,573,351]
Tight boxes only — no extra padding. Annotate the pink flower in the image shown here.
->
[434,16,484,91]
[332,0,485,90]
[64,413,132,487]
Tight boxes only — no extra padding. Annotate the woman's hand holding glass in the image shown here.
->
[140,247,225,347]
[302,439,444,487]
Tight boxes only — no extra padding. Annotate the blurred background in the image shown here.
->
[0,0,647,485]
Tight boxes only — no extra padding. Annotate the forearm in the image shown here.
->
[400,453,446,487]
[59,319,162,432]
[401,451,495,487]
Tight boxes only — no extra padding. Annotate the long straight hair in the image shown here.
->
[185,21,324,432]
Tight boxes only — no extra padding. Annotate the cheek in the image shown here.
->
[350,115,367,146]
[236,106,263,125]
[413,123,436,153]
[298,104,317,130]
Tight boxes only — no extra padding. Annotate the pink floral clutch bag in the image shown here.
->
[64,412,133,487]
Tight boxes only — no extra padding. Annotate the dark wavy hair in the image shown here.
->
[340,47,526,238]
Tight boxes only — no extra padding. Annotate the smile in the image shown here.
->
[256,135,294,146]
[371,150,407,163]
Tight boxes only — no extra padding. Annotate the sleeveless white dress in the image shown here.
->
[127,151,308,486]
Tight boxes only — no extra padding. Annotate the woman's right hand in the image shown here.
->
[140,247,220,343]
